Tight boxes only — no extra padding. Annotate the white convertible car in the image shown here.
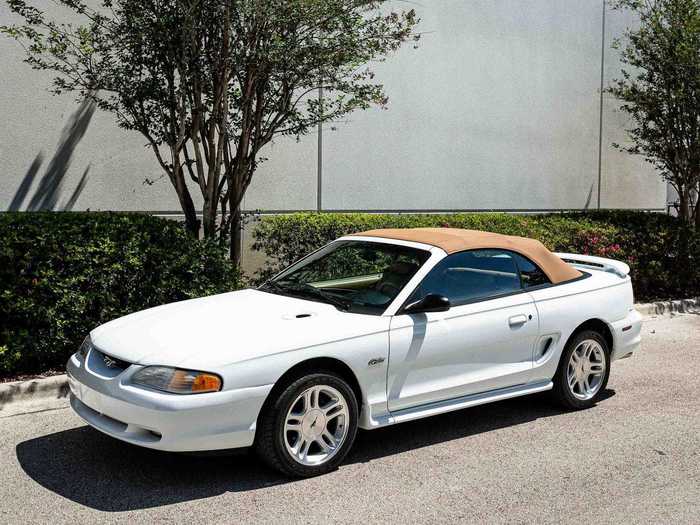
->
[67,228,642,477]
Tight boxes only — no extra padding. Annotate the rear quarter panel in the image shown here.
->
[527,270,634,385]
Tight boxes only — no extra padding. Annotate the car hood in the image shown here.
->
[90,289,388,370]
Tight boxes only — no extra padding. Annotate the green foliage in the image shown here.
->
[582,210,700,300]
[252,211,700,301]
[0,212,242,377]
[608,0,700,225]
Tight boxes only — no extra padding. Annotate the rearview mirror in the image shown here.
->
[403,293,451,314]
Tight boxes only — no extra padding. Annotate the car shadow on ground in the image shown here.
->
[16,389,615,512]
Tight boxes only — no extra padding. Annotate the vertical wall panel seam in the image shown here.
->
[597,0,607,209]
[317,87,324,211]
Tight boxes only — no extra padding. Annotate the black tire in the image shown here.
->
[254,371,359,478]
[553,329,611,410]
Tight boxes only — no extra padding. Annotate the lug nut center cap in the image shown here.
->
[301,409,326,439]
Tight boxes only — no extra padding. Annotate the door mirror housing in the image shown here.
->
[403,293,451,314]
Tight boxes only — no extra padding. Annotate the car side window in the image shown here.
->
[411,249,522,306]
[512,253,551,288]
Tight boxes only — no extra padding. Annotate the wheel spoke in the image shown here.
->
[322,400,342,415]
[322,430,337,450]
[285,421,301,433]
[289,400,305,417]
[589,363,604,376]
[316,436,330,453]
[583,377,592,394]
[577,376,587,393]
[302,388,314,411]
[292,438,305,458]
[295,438,311,461]
[326,409,344,422]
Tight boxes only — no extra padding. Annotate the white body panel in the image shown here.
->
[527,268,638,386]
[68,236,642,452]
[387,293,538,411]
[89,288,389,371]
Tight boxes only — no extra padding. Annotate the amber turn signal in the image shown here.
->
[132,366,223,394]
[191,373,222,393]
[168,369,222,393]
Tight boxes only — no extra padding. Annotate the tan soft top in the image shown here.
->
[351,227,582,284]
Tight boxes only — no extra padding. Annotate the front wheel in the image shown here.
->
[255,372,358,477]
[553,330,611,410]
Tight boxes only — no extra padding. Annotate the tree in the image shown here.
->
[2,0,419,262]
[608,0,700,227]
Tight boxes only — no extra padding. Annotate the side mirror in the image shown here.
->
[403,293,451,314]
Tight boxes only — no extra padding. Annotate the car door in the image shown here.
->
[387,249,539,412]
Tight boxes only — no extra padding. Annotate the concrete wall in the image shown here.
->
[1,1,666,217]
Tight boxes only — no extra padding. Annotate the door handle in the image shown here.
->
[508,314,528,327]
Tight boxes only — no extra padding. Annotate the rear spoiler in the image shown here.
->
[554,253,630,278]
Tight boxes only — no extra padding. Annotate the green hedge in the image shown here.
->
[252,211,700,302]
[3,210,697,377]
[0,212,242,377]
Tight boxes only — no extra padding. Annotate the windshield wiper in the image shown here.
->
[265,280,351,311]
[260,280,287,294]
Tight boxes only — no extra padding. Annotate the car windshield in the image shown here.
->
[260,240,431,315]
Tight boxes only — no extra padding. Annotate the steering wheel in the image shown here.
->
[376,281,401,298]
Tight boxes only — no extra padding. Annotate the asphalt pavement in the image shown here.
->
[1,314,698,524]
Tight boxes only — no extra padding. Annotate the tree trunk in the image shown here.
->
[230,204,242,265]
[202,197,217,239]
[169,147,201,238]
[175,177,200,238]
[679,187,690,224]
[228,159,249,266]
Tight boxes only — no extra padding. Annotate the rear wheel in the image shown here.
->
[255,372,358,477]
[553,330,610,410]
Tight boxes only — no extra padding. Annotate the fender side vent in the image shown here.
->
[541,337,553,357]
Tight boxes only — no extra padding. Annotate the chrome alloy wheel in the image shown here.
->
[566,339,606,400]
[284,385,350,466]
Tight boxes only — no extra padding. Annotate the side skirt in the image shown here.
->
[371,381,553,428]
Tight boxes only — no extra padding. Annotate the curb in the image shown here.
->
[0,375,70,419]
[1,297,698,418]
[634,297,699,317]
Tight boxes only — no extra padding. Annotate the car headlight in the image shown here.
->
[78,336,92,359]
[131,366,222,394]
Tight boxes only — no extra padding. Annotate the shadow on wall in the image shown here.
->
[584,183,593,210]
[7,97,95,211]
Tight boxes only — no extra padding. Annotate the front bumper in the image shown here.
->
[66,353,273,452]
[611,308,643,361]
